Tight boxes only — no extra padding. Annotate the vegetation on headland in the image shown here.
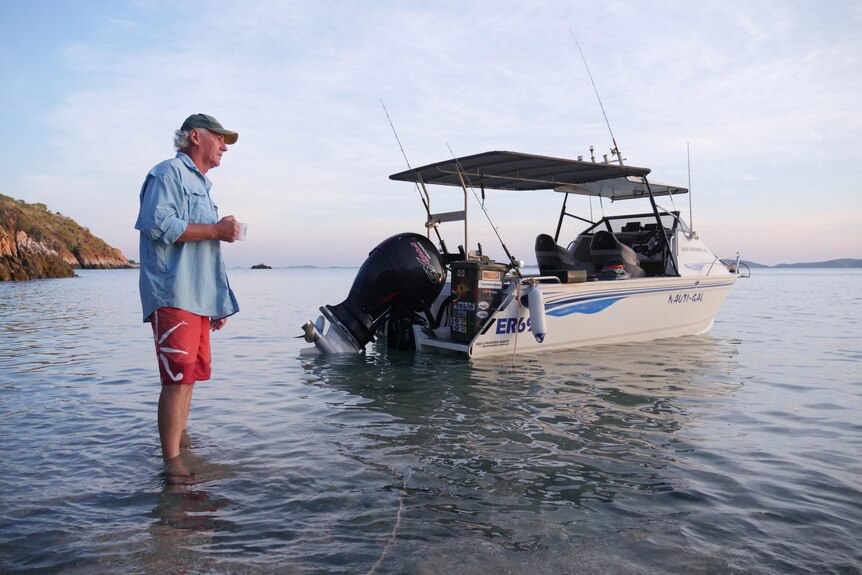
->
[0,193,130,281]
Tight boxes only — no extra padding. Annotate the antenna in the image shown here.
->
[569,29,623,166]
[687,142,693,232]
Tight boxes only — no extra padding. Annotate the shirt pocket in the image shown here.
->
[188,194,215,224]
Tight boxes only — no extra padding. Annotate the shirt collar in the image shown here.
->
[176,151,212,191]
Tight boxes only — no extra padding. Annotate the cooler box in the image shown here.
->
[449,260,509,343]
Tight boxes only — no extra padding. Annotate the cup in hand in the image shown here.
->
[237,222,248,241]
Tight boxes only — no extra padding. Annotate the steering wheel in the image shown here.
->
[634,230,664,258]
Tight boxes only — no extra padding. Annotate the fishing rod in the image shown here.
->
[380,100,446,249]
[569,28,623,166]
[446,143,523,277]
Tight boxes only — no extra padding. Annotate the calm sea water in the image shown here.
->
[1,267,860,574]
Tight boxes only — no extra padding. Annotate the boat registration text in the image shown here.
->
[668,292,704,304]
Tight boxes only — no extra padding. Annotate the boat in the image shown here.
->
[301,150,739,358]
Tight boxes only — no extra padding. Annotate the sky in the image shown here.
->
[1,0,860,267]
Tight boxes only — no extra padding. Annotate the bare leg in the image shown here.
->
[158,384,195,479]
[179,386,194,449]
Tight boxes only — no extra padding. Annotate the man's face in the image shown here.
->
[192,128,227,172]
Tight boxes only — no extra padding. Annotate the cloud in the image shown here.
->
[5,0,861,265]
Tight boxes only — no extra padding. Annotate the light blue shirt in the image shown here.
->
[135,152,239,322]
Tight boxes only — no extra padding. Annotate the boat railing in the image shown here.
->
[519,275,563,285]
[716,255,750,278]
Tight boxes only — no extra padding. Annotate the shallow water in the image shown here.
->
[1,268,860,574]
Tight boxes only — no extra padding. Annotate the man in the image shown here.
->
[135,113,240,482]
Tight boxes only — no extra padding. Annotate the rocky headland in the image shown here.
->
[1,193,131,281]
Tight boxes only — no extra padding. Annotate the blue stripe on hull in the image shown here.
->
[542,280,734,318]
[547,297,624,316]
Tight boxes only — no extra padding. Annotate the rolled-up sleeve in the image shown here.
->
[136,171,188,245]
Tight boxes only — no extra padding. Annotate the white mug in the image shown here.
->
[237,222,248,241]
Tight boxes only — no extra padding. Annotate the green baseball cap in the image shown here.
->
[180,113,238,144]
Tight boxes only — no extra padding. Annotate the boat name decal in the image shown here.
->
[667,292,704,304]
[496,317,533,335]
[411,241,442,283]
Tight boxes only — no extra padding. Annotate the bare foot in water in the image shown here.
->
[164,455,196,485]
[179,430,192,450]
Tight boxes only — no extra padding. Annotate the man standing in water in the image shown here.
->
[135,113,240,483]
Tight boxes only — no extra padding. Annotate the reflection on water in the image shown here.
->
[303,338,741,495]
[147,449,236,533]
[148,484,232,536]
[142,491,230,575]
[293,336,746,572]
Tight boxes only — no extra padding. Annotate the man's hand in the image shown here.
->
[210,317,228,331]
[180,216,240,242]
[214,216,240,242]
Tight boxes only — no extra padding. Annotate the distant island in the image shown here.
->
[282,265,357,269]
[741,258,862,269]
[1,194,131,281]
[276,260,862,270]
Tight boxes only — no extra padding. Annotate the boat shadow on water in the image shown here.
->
[299,334,743,507]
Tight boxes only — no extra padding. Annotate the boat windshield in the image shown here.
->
[581,212,683,235]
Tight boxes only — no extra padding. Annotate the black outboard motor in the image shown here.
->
[301,233,447,354]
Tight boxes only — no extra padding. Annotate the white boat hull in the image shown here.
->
[302,150,743,359]
[414,275,736,358]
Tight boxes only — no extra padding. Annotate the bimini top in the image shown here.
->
[555,176,688,200]
[389,150,687,200]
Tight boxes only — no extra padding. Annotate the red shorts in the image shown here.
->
[150,307,211,385]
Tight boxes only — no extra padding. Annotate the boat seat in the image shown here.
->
[590,230,646,278]
[535,234,593,276]
[566,235,593,263]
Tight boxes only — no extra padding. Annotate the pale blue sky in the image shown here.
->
[2,0,860,266]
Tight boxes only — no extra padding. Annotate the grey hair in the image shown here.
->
[173,129,191,151]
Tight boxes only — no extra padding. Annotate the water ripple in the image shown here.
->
[1,269,860,574]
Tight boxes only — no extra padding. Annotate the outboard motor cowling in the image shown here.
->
[301,233,447,354]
